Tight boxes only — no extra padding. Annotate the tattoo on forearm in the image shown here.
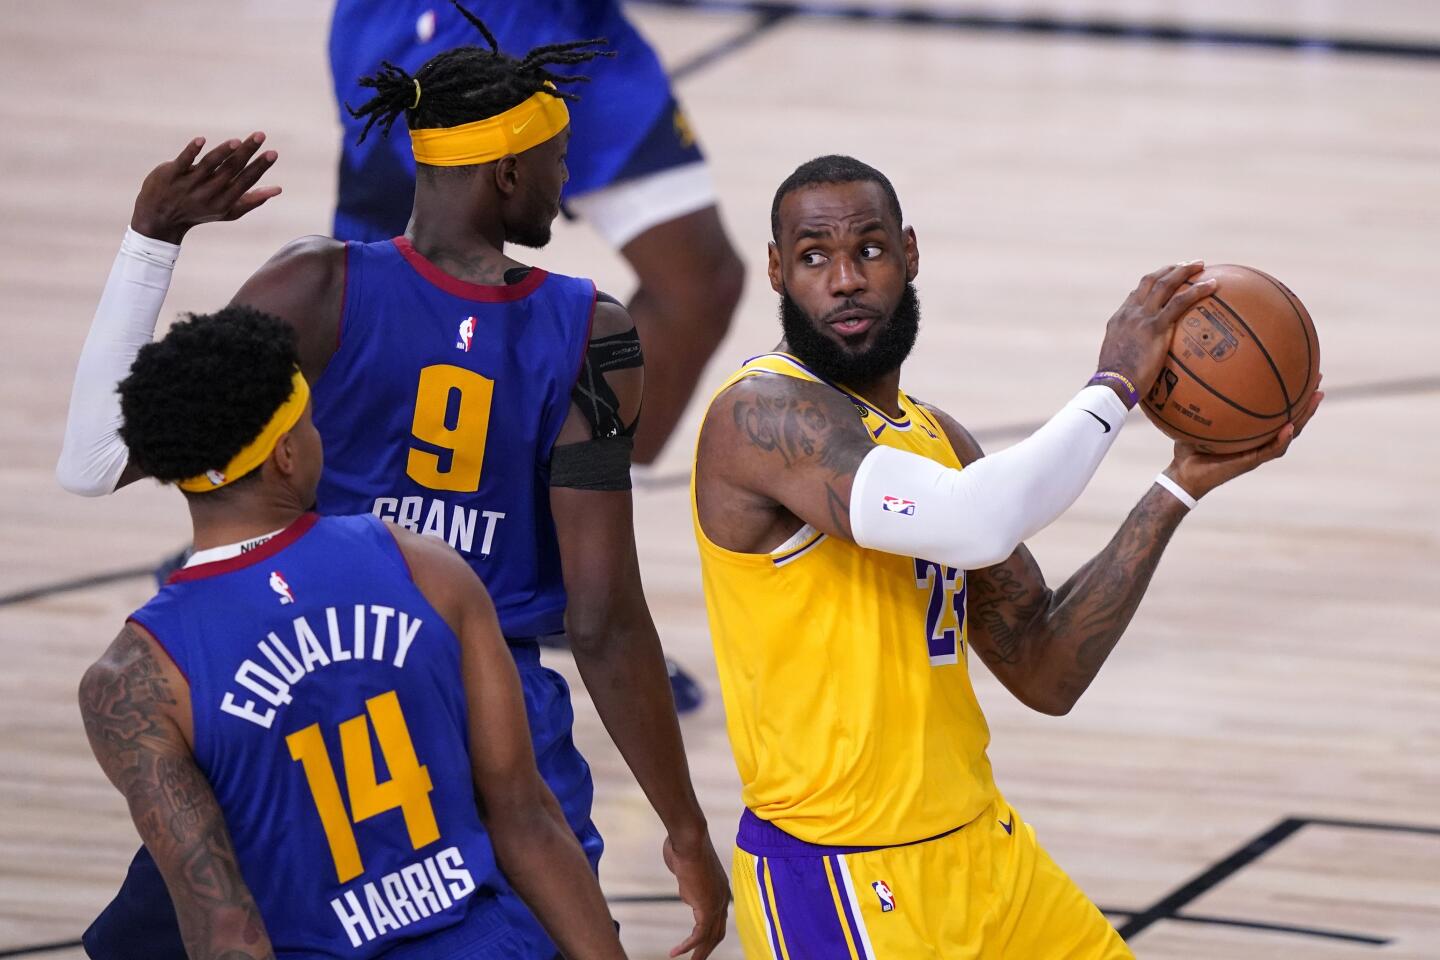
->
[968,565,1048,666]
[967,488,1186,708]
[81,626,275,960]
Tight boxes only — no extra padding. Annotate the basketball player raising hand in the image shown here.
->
[58,11,727,959]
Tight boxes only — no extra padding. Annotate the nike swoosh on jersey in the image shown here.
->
[1001,815,1014,835]
[1083,409,1112,433]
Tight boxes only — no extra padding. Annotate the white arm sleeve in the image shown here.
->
[849,385,1129,569]
[55,228,180,496]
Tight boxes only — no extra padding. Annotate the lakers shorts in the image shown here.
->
[733,799,1132,960]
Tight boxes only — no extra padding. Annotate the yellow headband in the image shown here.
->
[177,370,310,493]
[409,88,569,167]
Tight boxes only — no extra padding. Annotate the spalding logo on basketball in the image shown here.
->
[1142,264,1320,454]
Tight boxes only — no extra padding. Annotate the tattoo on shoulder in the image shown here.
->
[81,625,177,780]
[731,381,864,475]
[82,626,273,958]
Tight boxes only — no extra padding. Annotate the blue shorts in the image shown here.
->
[329,0,706,242]
[83,642,601,960]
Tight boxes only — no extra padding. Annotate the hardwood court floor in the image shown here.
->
[1,2,1437,957]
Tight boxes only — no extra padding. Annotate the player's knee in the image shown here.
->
[690,246,744,344]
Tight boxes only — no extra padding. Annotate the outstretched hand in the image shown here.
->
[1167,377,1325,500]
[130,133,281,244]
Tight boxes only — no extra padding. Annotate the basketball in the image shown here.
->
[1142,264,1320,454]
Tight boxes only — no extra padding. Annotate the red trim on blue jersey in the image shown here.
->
[392,237,548,302]
[166,513,320,584]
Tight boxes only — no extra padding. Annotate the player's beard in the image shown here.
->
[780,283,921,386]
[508,220,553,249]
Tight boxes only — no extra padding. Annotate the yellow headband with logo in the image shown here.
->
[409,87,569,167]
[177,370,310,493]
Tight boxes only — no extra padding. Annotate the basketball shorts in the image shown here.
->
[329,0,712,246]
[733,797,1133,960]
[82,641,600,960]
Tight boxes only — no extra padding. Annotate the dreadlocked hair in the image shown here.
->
[347,0,612,145]
[118,306,300,491]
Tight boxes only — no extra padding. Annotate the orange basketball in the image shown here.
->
[1142,264,1320,454]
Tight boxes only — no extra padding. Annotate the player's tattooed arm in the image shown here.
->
[79,624,275,960]
[926,391,1319,714]
[922,402,1189,715]
[696,373,875,552]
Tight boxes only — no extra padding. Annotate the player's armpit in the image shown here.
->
[229,236,346,383]
[79,624,274,959]
[696,372,876,549]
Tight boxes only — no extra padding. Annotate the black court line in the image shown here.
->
[671,8,796,80]
[1117,817,1309,939]
[0,564,155,608]
[1166,913,1389,946]
[1118,815,1440,942]
[635,0,1440,63]
[0,941,82,959]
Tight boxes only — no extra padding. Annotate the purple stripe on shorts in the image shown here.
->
[829,855,869,959]
[759,852,856,959]
[756,856,785,960]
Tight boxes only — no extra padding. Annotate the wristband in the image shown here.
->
[1154,473,1198,510]
[1089,370,1139,407]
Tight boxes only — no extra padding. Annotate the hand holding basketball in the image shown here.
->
[1165,381,1324,500]
[1095,261,1218,404]
[130,133,281,244]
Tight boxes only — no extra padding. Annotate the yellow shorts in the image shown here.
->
[733,797,1132,959]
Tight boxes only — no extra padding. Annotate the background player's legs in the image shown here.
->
[618,204,744,464]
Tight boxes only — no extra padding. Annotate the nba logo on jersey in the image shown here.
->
[268,571,295,605]
[871,879,896,912]
[456,316,475,352]
[881,495,916,516]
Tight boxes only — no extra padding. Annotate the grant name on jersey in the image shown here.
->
[221,604,424,729]
[370,496,506,557]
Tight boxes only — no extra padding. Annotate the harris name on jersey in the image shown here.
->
[218,602,425,729]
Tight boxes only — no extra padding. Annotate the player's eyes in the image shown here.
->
[801,251,826,266]
[862,244,883,259]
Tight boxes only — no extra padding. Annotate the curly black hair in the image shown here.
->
[347,0,612,147]
[771,155,905,240]
[117,306,299,490]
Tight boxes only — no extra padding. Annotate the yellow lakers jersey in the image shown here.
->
[693,353,999,846]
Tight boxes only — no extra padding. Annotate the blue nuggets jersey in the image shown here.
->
[129,514,507,957]
[312,239,594,639]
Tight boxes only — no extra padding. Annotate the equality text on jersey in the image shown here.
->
[220,603,425,729]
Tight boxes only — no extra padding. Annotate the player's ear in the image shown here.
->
[493,155,521,199]
[767,241,783,294]
[272,429,299,480]
[903,226,919,282]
